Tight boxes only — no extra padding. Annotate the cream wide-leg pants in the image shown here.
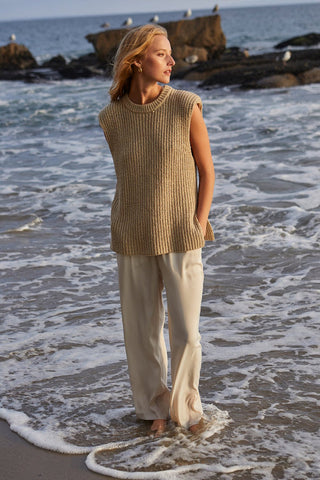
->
[117,248,204,429]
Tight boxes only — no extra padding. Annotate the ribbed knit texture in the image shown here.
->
[99,85,214,255]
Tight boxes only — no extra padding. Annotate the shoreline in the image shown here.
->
[0,420,112,480]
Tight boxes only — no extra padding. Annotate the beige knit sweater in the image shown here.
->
[99,85,214,255]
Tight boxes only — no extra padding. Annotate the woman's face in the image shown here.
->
[138,35,175,84]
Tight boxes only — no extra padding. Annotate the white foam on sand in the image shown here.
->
[86,455,254,480]
[84,405,250,480]
[0,408,91,454]
[0,404,246,478]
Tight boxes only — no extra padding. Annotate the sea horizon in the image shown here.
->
[1,0,319,23]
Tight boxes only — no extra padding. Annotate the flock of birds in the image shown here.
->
[7,4,292,65]
[101,6,219,28]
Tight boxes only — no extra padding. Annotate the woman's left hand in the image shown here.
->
[199,220,207,237]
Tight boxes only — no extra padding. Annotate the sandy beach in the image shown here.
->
[0,420,112,480]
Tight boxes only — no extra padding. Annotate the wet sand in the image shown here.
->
[0,420,112,480]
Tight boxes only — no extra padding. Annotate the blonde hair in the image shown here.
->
[109,24,168,101]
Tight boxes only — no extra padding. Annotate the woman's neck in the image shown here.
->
[128,81,163,105]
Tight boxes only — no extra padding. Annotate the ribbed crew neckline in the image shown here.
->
[122,85,171,113]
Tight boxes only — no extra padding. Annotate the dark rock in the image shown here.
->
[86,15,226,74]
[42,55,66,69]
[275,32,320,49]
[56,53,105,79]
[0,43,37,70]
[0,50,105,82]
[256,73,299,89]
[298,67,320,84]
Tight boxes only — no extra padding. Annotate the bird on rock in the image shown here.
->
[150,15,159,23]
[184,8,192,18]
[9,34,16,42]
[185,55,199,64]
[123,17,133,27]
[282,50,291,64]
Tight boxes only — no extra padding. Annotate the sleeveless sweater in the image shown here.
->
[99,85,214,256]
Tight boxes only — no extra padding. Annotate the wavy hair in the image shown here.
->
[109,24,168,101]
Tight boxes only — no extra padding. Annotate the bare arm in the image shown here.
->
[190,104,215,236]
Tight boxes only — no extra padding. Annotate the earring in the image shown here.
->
[138,66,142,73]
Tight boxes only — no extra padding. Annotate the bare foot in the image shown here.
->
[189,423,200,434]
[189,418,204,434]
[150,419,166,436]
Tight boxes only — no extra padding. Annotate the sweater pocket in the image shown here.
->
[195,215,215,241]
[195,215,205,239]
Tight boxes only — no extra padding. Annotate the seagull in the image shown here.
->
[150,15,159,23]
[9,33,16,42]
[184,8,192,18]
[213,4,219,12]
[100,22,110,28]
[123,17,133,27]
[185,54,199,64]
[282,50,291,64]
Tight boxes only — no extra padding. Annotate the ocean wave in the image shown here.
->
[2,215,43,234]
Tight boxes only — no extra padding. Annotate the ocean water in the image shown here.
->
[1,3,320,480]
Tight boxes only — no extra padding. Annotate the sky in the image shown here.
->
[1,0,319,21]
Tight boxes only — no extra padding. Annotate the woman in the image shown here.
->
[99,24,215,436]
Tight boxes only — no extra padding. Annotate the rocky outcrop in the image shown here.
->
[86,15,226,75]
[256,68,320,89]
[175,48,320,89]
[0,43,37,70]
[0,48,104,81]
[54,53,105,79]
[275,32,320,49]
[1,24,320,91]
